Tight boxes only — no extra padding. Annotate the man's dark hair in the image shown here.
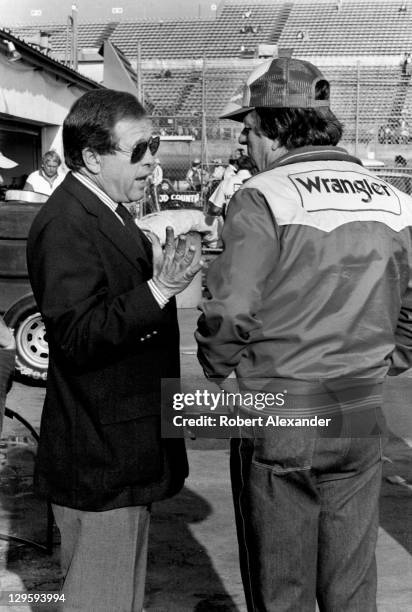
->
[237,155,257,174]
[255,81,343,149]
[395,155,407,167]
[63,90,147,171]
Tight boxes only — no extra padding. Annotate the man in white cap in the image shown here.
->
[0,151,18,190]
[148,157,163,210]
[186,158,203,191]
[196,55,412,611]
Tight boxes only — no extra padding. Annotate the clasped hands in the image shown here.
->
[150,226,204,299]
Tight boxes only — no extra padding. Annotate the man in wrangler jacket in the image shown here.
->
[196,56,412,611]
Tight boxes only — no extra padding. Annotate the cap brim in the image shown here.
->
[219,105,255,121]
[0,153,18,169]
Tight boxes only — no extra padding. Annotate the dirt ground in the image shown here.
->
[0,309,411,611]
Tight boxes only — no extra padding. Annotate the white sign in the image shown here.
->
[289,169,401,215]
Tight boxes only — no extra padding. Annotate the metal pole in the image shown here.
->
[71,4,78,71]
[355,60,360,157]
[65,16,71,66]
[136,41,142,101]
[200,52,207,211]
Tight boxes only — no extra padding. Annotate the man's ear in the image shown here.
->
[82,148,101,174]
[271,138,281,151]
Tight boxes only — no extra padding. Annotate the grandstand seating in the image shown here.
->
[10,1,289,60]
[323,65,408,140]
[12,1,412,61]
[10,22,119,54]
[142,70,200,115]
[8,0,412,154]
[110,2,283,60]
[277,0,412,56]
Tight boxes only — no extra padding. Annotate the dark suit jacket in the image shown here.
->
[27,173,188,511]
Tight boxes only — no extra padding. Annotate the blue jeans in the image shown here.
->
[230,422,384,612]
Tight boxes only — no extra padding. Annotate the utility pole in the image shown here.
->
[71,4,78,71]
[136,41,142,101]
[200,52,208,211]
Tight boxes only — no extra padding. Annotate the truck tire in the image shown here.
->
[3,293,48,384]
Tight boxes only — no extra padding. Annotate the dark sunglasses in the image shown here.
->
[115,135,160,164]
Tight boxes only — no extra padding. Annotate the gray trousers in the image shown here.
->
[52,503,150,612]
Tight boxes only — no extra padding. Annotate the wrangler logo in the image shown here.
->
[289,170,401,215]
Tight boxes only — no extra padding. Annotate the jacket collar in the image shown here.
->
[267,146,363,171]
[61,173,151,271]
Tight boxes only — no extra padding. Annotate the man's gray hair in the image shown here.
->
[42,150,62,166]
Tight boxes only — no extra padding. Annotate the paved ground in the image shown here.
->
[0,308,411,611]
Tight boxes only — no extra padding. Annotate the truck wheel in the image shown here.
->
[3,293,48,384]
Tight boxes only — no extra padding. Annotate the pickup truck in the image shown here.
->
[0,190,48,383]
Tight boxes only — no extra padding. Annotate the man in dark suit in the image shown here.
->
[27,89,202,611]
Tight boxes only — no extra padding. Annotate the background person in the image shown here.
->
[186,158,202,191]
[223,156,238,180]
[27,89,202,612]
[24,150,65,196]
[394,154,412,195]
[208,154,256,217]
[148,157,163,210]
[196,56,412,611]
[211,158,225,182]
[0,317,16,437]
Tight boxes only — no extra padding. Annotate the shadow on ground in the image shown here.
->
[0,440,238,611]
[146,485,238,611]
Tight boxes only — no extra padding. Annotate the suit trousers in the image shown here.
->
[52,504,150,612]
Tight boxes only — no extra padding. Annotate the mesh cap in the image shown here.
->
[220,57,330,121]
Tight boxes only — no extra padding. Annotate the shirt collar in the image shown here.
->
[266,146,363,171]
[72,171,123,222]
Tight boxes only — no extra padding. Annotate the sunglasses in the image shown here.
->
[115,135,160,164]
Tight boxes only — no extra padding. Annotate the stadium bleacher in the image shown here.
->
[277,0,412,56]
[7,0,412,162]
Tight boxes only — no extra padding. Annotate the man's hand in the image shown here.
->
[151,227,204,299]
[0,317,15,350]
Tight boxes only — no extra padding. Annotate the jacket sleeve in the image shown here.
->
[27,213,167,370]
[388,269,412,375]
[196,187,279,380]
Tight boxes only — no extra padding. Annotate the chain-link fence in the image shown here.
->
[142,60,412,213]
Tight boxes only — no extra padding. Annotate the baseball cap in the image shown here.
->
[0,151,18,169]
[220,56,330,121]
[192,158,201,165]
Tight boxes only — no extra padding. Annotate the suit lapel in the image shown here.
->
[63,174,152,272]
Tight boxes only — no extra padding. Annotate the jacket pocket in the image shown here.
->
[98,391,161,424]
[101,414,163,490]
